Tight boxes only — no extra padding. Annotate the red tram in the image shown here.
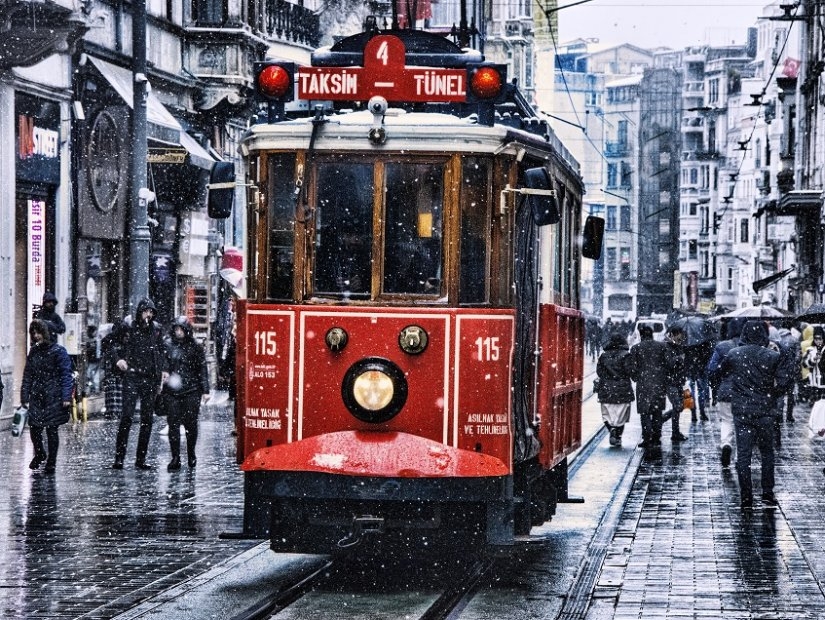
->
[213,27,604,553]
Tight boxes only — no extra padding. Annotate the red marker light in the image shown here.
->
[258,65,291,99]
[470,67,502,100]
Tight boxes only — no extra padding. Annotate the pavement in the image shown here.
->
[3,371,825,619]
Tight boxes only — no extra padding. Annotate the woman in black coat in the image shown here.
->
[596,332,635,447]
[161,317,210,471]
[20,319,74,473]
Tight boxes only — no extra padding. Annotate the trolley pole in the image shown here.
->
[129,0,151,312]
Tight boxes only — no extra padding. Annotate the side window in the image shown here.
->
[382,163,444,295]
[267,154,295,300]
[460,158,490,304]
[313,162,374,298]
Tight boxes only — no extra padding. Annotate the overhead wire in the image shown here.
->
[717,1,799,219]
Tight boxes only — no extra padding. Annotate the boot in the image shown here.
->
[700,405,709,422]
[608,427,620,446]
[167,458,181,471]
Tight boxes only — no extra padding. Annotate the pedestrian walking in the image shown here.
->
[628,324,669,454]
[112,298,168,470]
[799,324,815,403]
[685,339,714,422]
[100,318,129,419]
[35,291,66,343]
[162,317,210,471]
[596,332,635,447]
[661,325,688,442]
[706,317,747,469]
[802,326,825,402]
[20,319,74,473]
[719,320,794,509]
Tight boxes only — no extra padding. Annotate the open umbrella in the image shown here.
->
[670,315,715,346]
[797,303,825,324]
[722,304,788,319]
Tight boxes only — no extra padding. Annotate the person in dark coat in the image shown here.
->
[628,324,669,453]
[719,320,794,509]
[35,291,66,343]
[100,318,129,419]
[685,340,714,422]
[112,298,168,470]
[162,317,210,471]
[661,325,688,442]
[706,317,747,469]
[596,332,635,447]
[20,319,74,473]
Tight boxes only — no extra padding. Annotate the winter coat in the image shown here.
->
[35,308,65,343]
[596,335,635,404]
[119,298,167,383]
[800,324,814,381]
[101,319,128,378]
[162,320,209,399]
[719,321,793,420]
[706,318,747,402]
[21,340,73,427]
[664,341,686,388]
[628,338,669,412]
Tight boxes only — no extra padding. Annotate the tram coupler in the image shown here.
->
[337,515,385,549]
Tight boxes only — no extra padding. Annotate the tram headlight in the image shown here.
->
[342,358,408,424]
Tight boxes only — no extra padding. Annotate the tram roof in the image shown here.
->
[242,108,582,182]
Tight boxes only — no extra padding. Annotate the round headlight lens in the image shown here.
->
[352,370,394,411]
[342,358,408,424]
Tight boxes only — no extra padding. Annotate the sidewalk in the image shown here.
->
[588,400,825,619]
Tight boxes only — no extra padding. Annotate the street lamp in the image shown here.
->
[129,0,150,312]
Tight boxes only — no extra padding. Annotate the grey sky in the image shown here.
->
[557,1,768,50]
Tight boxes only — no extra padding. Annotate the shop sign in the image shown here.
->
[148,147,187,164]
[15,94,61,185]
[28,199,46,346]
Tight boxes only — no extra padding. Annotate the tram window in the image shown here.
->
[382,163,444,295]
[268,154,296,300]
[313,162,374,298]
[460,159,490,304]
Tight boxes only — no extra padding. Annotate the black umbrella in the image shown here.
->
[797,303,825,324]
[670,315,715,346]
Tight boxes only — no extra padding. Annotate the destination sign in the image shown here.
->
[297,35,468,103]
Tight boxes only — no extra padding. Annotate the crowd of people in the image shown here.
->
[19,293,218,474]
[594,314,816,511]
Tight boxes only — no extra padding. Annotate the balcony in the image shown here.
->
[0,0,87,69]
[605,141,631,157]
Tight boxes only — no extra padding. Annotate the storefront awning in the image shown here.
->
[88,57,215,170]
[775,190,823,216]
[753,266,796,294]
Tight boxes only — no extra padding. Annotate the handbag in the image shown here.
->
[682,388,695,411]
[11,406,28,437]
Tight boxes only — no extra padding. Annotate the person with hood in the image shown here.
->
[596,332,635,447]
[770,324,801,426]
[706,317,747,469]
[161,317,210,471]
[627,324,669,453]
[112,298,168,470]
[20,319,74,473]
[719,320,794,509]
[35,291,66,343]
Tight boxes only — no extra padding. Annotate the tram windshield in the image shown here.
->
[312,159,445,299]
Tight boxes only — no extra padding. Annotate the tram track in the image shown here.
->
[229,554,496,620]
